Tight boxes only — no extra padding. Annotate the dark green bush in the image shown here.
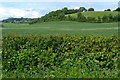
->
[2,34,120,78]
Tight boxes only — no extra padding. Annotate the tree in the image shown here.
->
[114,8,120,11]
[78,7,86,12]
[104,9,111,11]
[109,14,113,19]
[113,15,118,21]
[87,17,96,22]
[67,15,72,21]
[77,12,86,22]
[77,12,82,19]
[62,7,68,14]
[108,14,113,22]
[113,14,120,21]
[63,7,68,10]
[64,9,78,14]
[84,9,87,12]
[88,8,94,11]
[102,15,108,22]
[58,13,66,20]
[97,16,101,23]
[106,9,111,11]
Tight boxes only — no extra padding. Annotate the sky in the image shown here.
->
[0,0,119,2]
[0,0,119,20]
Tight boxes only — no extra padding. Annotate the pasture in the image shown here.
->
[67,11,118,19]
[2,21,119,36]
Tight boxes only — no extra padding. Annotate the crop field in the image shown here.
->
[67,11,118,19]
[2,21,119,36]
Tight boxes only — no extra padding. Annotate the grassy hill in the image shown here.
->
[67,11,118,19]
[32,11,118,24]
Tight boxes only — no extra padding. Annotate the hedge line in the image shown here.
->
[2,34,120,78]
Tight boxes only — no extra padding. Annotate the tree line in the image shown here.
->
[2,17,35,23]
[29,7,120,24]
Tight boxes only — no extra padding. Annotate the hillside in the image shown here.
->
[30,7,119,24]
[67,11,118,19]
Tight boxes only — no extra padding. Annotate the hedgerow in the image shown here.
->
[2,34,120,78]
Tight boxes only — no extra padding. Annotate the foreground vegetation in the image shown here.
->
[2,34,120,78]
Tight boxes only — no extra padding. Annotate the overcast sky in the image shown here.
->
[0,0,119,20]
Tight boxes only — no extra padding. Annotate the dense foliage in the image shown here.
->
[2,34,120,78]
[30,8,79,24]
[114,8,120,11]
[88,8,94,11]
[104,9,111,11]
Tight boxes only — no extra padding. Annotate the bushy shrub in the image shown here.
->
[2,34,120,78]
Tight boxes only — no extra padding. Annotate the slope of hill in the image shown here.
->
[67,11,118,19]
[30,7,119,24]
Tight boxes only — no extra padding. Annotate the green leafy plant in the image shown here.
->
[2,34,120,78]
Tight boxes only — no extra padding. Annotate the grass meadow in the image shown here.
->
[2,21,119,36]
[67,11,118,19]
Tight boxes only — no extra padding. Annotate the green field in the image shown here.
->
[67,11,118,18]
[2,21,119,36]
